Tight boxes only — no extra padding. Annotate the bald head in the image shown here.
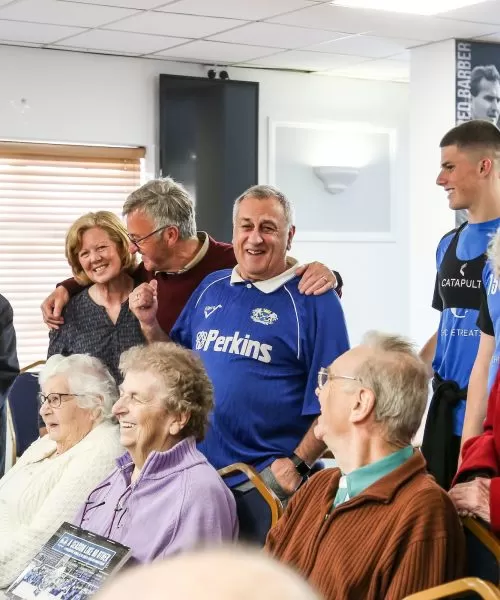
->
[96,546,320,600]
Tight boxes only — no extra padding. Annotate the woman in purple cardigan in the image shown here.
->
[73,342,238,562]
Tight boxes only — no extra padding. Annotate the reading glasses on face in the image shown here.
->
[127,226,169,249]
[38,392,81,408]
[317,368,362,390]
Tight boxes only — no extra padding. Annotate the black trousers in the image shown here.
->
[232,486,273,547]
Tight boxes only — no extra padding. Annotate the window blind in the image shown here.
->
[0,142,145,367]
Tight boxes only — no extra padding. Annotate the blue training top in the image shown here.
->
[432,218,500,435]
[171,267,350,484]
[478,258,500,392]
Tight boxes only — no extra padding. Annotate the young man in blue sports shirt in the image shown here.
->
[132,184,350,542]
[420,121,500,490]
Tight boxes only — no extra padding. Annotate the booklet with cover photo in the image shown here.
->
[7,522,131,600]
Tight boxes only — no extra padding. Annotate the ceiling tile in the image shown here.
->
[105,10,246,38]
[44,43,138,56]
[436,0,500,25]
[268,4,395,33]
[0,39,42,48]
[58,0,169,8]
[153,39,278,63]
[369,16,499,41]
[210,22,346,49]
[0,0,19,6]
[305,34,422,58]
[53,28,191,54]
[156,0,314,20]
[386,50,410,62]
[0,0,138,27]
[0,19,84,43]
[268,4,499,40]
[324,58,409,82]
[242,49,369,71]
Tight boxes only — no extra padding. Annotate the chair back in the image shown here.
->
[403,577,500,599]
[463,517,500,585]
[7,360,45,459]
[218,462,284,546]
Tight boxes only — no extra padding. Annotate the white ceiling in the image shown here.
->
[1,0,500,81]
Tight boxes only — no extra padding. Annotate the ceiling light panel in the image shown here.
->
[331,0,488,16]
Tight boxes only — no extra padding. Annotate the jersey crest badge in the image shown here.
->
[251,308,278,325]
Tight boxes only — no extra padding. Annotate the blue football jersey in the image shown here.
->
[171,268,350,482]
[478,260,500,392]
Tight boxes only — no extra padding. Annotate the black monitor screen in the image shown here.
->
[159,74,259,242]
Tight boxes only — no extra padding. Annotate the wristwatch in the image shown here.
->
[289,453,311,478]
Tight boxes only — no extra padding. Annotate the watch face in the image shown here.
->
[291,455,310,477]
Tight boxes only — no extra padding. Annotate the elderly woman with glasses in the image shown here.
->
[47,211,145,383]
[74,342,238,563]
[0,354,122,588]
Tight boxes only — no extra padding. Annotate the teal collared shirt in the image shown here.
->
[333,445,414,508]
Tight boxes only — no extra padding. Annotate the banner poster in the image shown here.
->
[455,40,500,225]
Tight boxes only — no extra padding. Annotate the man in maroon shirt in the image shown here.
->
[41,178,340,334]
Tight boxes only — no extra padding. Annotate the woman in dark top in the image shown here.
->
[48,211,144,382]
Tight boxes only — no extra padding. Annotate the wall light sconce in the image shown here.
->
[313,166,360,195]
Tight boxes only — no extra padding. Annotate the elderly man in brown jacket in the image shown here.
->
[266,331,465,600]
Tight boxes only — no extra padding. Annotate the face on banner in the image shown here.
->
[471,78,500,124]
[456,41,500,127]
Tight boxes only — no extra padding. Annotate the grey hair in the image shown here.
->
[119,342,214,442]
[487,227,500,279]
[39,354,118,422]
[123,177,197,240]
[232,185,295,228]
[354,331,429,446]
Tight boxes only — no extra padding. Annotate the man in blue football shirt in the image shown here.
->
[420,121,500,490]
[132,184,350,541]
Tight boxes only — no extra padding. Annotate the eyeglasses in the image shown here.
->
[117,389,150,405]
[127,226,169,249]
[38,392,80,409]
[317,368,362,390]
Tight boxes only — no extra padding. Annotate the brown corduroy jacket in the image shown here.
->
[266,451,465,600]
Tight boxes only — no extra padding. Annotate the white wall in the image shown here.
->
[409,40,456,346]
[0,45,410,345]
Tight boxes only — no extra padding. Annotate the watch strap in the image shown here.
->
[290,453,311,478]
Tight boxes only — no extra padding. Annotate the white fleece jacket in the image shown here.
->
[0,420,122,588]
